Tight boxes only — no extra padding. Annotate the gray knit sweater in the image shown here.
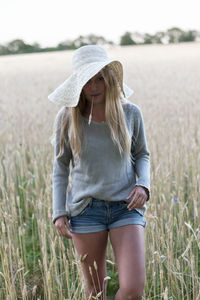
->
[52,101,150,223]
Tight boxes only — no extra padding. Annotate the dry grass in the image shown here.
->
[0,42,200,299]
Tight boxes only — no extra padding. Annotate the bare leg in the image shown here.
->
[72,230,108,300]
[109,225,145,300]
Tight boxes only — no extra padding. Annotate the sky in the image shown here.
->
[0,0,200,47]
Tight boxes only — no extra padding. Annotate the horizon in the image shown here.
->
[1,26,199,48]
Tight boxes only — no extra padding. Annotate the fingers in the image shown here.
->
[55,217,72,239]
[127,196,146,210]
[127,186,148,210]
[126,186,137,200]
[64,219,73,238]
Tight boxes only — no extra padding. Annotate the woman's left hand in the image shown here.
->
[126,186,148,210]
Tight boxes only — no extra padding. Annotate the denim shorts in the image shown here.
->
[69,198,146,233]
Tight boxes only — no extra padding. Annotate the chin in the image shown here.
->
[94,95,105,102]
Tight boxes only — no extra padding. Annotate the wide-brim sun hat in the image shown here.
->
[48,45,134,107]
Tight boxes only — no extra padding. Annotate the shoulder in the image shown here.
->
[122,100,142,120]
[55,106,69,126]
[56,106,68,120]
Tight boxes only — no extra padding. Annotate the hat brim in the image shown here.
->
[48,60,134,107]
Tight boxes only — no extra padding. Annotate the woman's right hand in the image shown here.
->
[55,216,72,239]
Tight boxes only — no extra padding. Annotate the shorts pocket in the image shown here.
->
[78,202,91,216]
[119,201,128,208]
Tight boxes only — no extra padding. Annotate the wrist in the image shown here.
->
[137,185,149,198]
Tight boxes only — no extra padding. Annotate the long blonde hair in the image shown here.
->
[52,65,131,160]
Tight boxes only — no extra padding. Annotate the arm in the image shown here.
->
[52,108,72,224]
[127,107,150,209]
[132,107,150,197]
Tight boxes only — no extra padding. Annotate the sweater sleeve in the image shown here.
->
[131,107,150,200]
[52,109,72,223]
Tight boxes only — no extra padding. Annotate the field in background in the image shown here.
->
[0,42,200,299]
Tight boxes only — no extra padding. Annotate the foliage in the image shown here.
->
[0,28,199,56]
[120,31,136,45]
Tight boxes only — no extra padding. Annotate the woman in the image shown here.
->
[48,45,150,300]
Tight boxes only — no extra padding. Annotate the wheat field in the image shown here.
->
[0,42,200,299]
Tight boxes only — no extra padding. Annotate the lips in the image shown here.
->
[91,93,101,97]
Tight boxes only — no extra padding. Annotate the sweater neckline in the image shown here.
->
[81,115,106,125]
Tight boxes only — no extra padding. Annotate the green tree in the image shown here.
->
[57,40,76,50]
[0,45,9,55]
[154,31,166,44]
[7,39,25,53]
[144,34,153,44]
[120,32,136,46]
[7,39,40,54]
[167,27,183,43]
[73,34,112,48]
[87,34,107,44]
[179,30,197,42]
[32,42,41,51]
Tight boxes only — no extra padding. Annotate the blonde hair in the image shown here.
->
[52,65,131,160]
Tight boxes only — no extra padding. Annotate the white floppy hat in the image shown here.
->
[48,45,134,107]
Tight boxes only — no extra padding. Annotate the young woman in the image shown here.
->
[48,45,150,300]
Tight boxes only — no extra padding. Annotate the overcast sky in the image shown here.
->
[0,0,199,47]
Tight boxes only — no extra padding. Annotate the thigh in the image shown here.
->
[72,230,108,290]
[109,225,145,290]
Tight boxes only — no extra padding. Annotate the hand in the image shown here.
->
[55,216,72,239]
[126,186,148,210]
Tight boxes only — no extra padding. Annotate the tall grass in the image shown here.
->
[0,43,200,299]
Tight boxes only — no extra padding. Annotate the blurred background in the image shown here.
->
[0,0,200,54]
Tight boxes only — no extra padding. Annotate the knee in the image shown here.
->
[119,284,144,300]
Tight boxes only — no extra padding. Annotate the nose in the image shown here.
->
[88,80,98,92]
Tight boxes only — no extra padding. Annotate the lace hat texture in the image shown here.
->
[48,45,134,107]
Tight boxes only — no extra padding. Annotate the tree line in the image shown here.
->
[0,27,199,56]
